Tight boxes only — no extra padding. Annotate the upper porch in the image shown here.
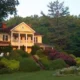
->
[11,32,34,47]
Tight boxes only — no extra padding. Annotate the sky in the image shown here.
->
[15,0,80,17]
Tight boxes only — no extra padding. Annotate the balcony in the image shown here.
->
[11,39,34,46]
[11,33,34,46]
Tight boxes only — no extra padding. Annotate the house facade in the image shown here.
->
[0,22,53,53]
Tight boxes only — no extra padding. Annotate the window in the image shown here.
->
[34,37,38,43]
[27,34,32,40]
[3,35,8,41]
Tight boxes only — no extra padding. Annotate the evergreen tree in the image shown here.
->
[47,0,69,17]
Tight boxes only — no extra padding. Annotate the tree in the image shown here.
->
[47,0,69,17]
[65,31,80,57]
[47,0,69,28]
[0,0,19,22]
[6,16,24,27]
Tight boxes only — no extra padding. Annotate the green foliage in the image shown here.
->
[50,59,67,70]
[31,45,40,55]
[21,45,25,51]
[4,45,13,54]
[39,56,51,70]
[0,67,10,74]
[6,16,24,27]
[6,14,80,57]
[9,50,22,60]
[0,61,6,69]
[0,45,12,53]
[9,49,29,60]
[47,0,69,17]
[69,54,76,59]
[36,49,45,58]
[75,57,80,66]
[19,58,40,72]
[15,49,29,57]
[0,0,19,21]
[59,66,78,74]
[0,58,19,73]
[65,31,80,57]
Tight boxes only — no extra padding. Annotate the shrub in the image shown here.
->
[9,50,22,60]
[0,58,19,73]
[53,66,80,75]
[56,53,76,66]
[47,49,76,66]
[39,56,51,70]
[77,66,80,72]
[75,57,80,66]
[36,49,45,58]
[7,60,19,71]
[0,67,10,74]
[0,61,10,74]
[0,45,12,54]
[31,45,40,55]
[60,66,78,74]
[21,45,25,51]
[50,59,67,70]
[19,58,40,72]
[15,49,29,57]
[69,54,76,59]
[4,45,13,53]
[44,49,58,57]
[9,50,29,60]
[0,61,6,69]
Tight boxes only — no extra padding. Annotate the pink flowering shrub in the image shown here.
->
[44,49,76,66]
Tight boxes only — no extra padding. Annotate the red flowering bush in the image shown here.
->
[56,53,76,66]
[44,49,76,66]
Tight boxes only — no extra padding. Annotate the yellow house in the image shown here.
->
[0,22,53,53]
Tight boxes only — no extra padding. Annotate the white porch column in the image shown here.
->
[18,33,20,49]
[11,32,13,44]
[26,34,27,51]
[33,34,34,44]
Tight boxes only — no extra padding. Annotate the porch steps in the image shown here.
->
[31,55,45,70]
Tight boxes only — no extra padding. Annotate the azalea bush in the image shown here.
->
[44,49,76,66]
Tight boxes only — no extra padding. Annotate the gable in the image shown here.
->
[11,22,35,33]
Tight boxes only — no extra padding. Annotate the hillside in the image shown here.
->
[6,15,80,56]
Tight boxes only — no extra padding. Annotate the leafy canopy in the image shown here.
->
[0,0,19,21]
[47,0,69,17]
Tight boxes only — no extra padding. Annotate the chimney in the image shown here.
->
[0,23,7,29]
[2,23,7,29]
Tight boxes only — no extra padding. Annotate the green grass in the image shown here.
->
[0,71,80,80]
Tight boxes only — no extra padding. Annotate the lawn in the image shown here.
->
[0,71,80,80]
